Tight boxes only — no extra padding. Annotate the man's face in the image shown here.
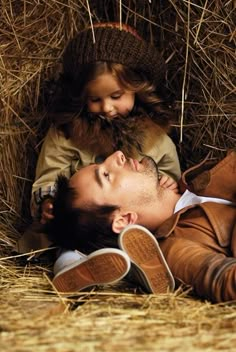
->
[69,151,160,213]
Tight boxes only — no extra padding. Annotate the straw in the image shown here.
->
[0,1,235,351]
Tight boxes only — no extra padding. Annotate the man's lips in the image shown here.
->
[129,158,140,171]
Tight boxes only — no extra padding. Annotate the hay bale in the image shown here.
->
[0,258,236,352]
[0,0,89,220]
[1,0,235,226]
[0,2,235,350]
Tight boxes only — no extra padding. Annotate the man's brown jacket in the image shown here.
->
[156,150,236,303]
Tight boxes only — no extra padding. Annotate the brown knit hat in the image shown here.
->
[63,22,166,86]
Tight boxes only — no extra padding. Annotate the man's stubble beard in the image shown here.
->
[141,156,159,184]
[135,155,162,206]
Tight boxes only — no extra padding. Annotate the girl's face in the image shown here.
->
[86,72,135,119]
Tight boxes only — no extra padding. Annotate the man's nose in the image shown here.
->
[105,151,126,169]
[113,151,126,166]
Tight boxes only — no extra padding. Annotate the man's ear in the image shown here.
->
[112,211,138,234]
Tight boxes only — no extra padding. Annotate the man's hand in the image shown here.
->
[159,175,179,193]
[40,198,54,224]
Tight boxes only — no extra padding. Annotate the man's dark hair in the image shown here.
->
[46,175,119,252]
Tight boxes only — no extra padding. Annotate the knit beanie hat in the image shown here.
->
[63,22,166,86]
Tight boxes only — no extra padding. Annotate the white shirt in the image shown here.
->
[174,190,234,213]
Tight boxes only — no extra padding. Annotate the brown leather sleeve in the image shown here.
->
[158,205,236,303]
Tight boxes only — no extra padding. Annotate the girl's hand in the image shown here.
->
[159,175,179,193]
[40,198,54,224]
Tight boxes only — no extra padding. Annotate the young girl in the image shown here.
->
[31,23,181,226]
[16,23,181,291]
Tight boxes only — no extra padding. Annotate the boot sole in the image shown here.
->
[119,225,175,294]
[52,249,130,293]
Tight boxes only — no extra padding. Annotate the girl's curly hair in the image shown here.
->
[48,61,176,135]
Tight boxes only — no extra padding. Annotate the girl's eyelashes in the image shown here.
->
[111,93,122,99]
[87,92,123,102]
[88,97,100,103]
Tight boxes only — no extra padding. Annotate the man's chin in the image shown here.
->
[141,156,159,178]
[141,155,156,168]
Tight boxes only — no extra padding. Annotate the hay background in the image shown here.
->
[0,1,235,351]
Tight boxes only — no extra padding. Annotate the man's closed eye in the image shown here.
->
[104,171,110,181]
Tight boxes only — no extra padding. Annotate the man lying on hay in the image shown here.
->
[46,149,236,304]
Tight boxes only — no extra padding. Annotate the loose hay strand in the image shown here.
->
[180,0,191,143]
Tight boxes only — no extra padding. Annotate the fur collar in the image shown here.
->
[69,112,164,158]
